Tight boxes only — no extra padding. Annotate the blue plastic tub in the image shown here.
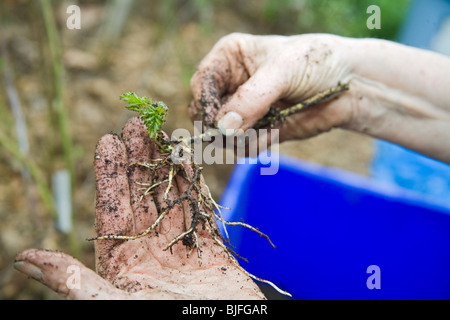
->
[218,155,450,299]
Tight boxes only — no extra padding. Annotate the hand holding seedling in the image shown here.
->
[14,118,266,299]
[189,33,356,141]
[190,33,450,163]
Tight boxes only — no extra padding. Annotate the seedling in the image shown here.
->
[120,92,168,139]
[88,82,349,297]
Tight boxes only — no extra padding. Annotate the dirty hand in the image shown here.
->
[190,32,450,163]
[189,32,356,142]
[14,118,265,300]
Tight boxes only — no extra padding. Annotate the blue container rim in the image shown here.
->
[220,155,450,216]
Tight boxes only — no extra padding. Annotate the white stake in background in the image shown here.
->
[52,170,72,234]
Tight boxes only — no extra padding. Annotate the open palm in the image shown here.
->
[14,118,264,300]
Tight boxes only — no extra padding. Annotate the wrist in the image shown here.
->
[342,69,450,163]
[347,37,450,111]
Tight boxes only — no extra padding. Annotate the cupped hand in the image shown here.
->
[14,117,265,300]
[189,32,359,142]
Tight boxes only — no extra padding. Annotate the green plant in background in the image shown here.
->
[39,0,75,181]
[1,0,82,255]
[0,130,57,220]
[262,0,411,40]
[309,0,411,39]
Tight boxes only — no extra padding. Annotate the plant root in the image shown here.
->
[87,144,287,295]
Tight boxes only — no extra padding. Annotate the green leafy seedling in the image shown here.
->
[120,92,168,139]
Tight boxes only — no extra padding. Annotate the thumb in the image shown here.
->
[216,67,284,135]
[14,249,128,299]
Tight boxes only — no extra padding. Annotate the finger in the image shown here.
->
[14,249,129,300]
[277,99,349,141]
[122,117,159,233]
[189,56,232,127]
[187,93,234,126]
[150,132,186,239]
[215,66,285,134]
[94,133,134,254]
[187,100,202,122]
[190,33,254,127]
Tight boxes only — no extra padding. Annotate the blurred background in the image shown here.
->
[2,0,446,299]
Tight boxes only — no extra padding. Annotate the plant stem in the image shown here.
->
[39,0,74,182]
[0,130,56,219]
[171,82,350,145]
[254,82,350,129]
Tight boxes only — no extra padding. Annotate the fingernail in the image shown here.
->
[14,261,43,281]
[218,112,243,136]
